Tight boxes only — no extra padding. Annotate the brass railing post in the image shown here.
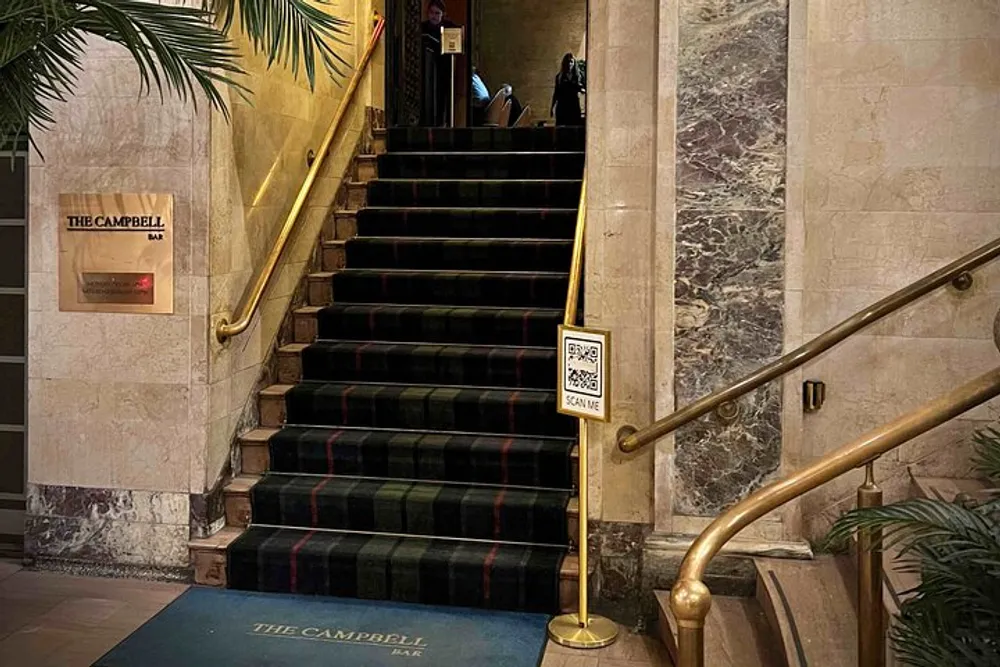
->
[671,579,711,667]
[857,461,884,667]
[546,175,618,650]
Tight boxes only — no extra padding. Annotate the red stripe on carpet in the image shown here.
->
[341,386,356,425]
[380,273,390,298]
[507,391,520,432]
[500,437,513,486]
[355,342,374,373]
[324,430,343,475]
[368,307,378,335]
[492,489,507,540]
[521,310,533,345]
[289,530,316,593]
[515,348,525,387]
[309,478,333,527]
[482,543,500,603]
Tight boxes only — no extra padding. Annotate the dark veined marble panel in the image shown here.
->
[673,0,788,516]
[677,0,788,210]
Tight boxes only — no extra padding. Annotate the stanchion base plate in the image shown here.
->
[547,613,619,650]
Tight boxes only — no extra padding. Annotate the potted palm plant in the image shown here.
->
[1,0,351,148]
[827,426,1000,666]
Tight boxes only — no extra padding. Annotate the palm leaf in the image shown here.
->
[208,0,351,88]
[2,0,354,149]
[972,426,1000,484]
[827,497,1000,666]
[0,0,245,149]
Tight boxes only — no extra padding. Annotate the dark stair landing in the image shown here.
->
[227,126,585,613]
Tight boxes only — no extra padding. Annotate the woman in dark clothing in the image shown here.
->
[551,53,585,126]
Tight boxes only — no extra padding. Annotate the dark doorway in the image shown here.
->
[0,140,27,558]
[386,0,473,127]
[385,0,588,130]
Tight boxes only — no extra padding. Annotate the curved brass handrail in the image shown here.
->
[670,365,1000,667]
[216,13,387,343]
[564,176,586,327]
[618,235,1000,453]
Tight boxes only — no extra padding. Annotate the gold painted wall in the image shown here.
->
[206,0,385,492]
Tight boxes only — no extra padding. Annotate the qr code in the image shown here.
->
[565,340,601,396]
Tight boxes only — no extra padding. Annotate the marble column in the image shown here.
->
[673,0,788,516]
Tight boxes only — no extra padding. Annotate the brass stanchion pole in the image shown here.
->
[857,462,885,667]
[547,418,619,648]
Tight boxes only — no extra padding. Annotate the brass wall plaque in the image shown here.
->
[58,193,173,314]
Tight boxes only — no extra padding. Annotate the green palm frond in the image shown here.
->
[827,497,1000,666]
[1,0,352,149]
[208,0,351,87]
[1,0,244,148]
[972,426,1000,484]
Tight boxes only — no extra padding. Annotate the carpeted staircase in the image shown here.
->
[224,126,586,614]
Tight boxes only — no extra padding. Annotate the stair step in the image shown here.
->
[283,382,576,437]
[367,179,582,208]
[373,128,386,155]
[386,126,586,153]
[277,344,309,384]
[289,341,556,389]
[910,475,990,503]
[755,556,857,667]
[355,154,377,181]
[326,210,357,241]
[330,269,569,308]
[344,237,573,271]
[259,384,293,427]
[356,207,577,240]
[317,303,563,347]
[226,474,576,544]
[656,590,781,667]
[239,426,578,486]
[376,152,584,179]
[226,525,579,613]
[346,181,367,210]
[306,272,334,307]
[190,526,243,587]
[321,240,347,272]
[239,428,277,475]
[293,307,323,343]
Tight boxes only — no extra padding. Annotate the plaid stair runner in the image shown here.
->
[228,126,585,613]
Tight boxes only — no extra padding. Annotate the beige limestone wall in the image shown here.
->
[789,0,1000,540]
[206,0,383,491]
[584,0,664,524]
[26,1,384,566]
[478,0,588,121]
[27,32,211,564]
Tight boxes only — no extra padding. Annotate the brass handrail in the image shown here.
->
[670,365,1000,667]
[564,176,586,328]
[618,235,1000,453]
[215,13,387,343]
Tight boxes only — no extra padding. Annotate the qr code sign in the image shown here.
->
[564,337,602,398]
[558,326,609,420]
